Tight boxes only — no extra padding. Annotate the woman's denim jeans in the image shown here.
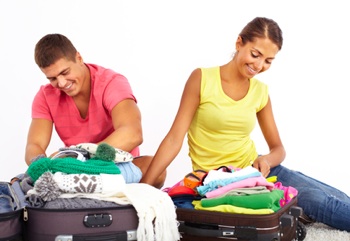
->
[269,165,350,231]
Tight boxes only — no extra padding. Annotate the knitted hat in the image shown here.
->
[92,142,116,162]
[74,142,134,163]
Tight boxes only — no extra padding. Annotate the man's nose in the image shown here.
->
[57,75,67,88]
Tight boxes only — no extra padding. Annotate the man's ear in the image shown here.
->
[76,52,83,64]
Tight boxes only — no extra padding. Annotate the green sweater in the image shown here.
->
[201,189,283,212]
[27,157,121,182]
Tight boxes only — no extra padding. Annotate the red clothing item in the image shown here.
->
[31,63,139,156]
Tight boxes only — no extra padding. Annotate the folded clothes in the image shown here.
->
[201,189,284,212]
[31,171,126,202]
[203,166,261,185]
[192,200,275,215]
[27,157,121,182]
[216,186,270,196]
[116,162,142,183]
[53,172,126,194]
[204,176,275,198]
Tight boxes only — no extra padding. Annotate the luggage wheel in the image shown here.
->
[296,221,307,241]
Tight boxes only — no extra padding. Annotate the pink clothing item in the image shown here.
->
[274,182,298,207]
[32,63,139,157]
[205,176,274,198]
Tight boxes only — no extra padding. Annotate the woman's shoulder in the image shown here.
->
[194,66,220,79]
[250,78,268,88]
[249,78,269,96]
[199,66,220,72]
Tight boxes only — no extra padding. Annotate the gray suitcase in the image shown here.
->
[1,174,138,241]
[23,204,138,241]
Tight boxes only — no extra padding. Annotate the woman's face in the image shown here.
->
[235,37,280,78]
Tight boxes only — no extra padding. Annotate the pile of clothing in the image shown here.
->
[19,143,180,241]
[167,165,297,215]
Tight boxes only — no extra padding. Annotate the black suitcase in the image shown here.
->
[176,197,306,241]
[23,205,138,241]
[0,180,26,241]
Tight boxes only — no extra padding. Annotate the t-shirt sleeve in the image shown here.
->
[257,83,269,112]
[31,86,53,121]
[103,73,137,114]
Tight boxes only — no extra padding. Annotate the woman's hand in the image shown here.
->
[252,156,271,177]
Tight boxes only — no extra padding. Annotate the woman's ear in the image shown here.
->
[235,36,243,51]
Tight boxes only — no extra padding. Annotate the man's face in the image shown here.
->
[41,53,86,97]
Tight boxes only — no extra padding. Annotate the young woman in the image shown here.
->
[141,17,350,231]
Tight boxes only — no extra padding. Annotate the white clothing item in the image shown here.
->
[73,143,134,163]
[203,166,261,185]
[53,172,126,194]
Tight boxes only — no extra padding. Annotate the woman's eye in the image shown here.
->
[251,52,259,58]
[265,59,273,65]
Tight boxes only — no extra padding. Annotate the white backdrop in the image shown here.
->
[1,0,349,194]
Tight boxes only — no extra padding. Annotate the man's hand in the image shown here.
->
[29,154,46,164]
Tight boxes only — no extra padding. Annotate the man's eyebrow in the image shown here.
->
[46,68,69,79]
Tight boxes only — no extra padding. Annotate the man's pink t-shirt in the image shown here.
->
[31,63,140,157]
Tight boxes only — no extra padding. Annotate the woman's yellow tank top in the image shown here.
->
[187,66,269,171]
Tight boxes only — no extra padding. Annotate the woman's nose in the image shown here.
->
[254,59,264,71]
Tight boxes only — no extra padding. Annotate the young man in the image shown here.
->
[25,33,165,188]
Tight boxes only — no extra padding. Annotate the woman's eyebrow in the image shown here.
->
[253,48,275,60]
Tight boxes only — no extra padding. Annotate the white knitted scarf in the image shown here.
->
[123,183,181,241]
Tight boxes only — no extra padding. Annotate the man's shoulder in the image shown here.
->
[38,83,59,94]
[86,63,127,82]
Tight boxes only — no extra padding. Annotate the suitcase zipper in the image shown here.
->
[8,184,21,210]
[23,206,28,221]
[0,210,21,221]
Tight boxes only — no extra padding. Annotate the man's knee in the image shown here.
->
[133,155,167,189]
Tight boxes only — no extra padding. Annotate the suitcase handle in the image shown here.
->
[179,221,257,239]
[55,230,137,241]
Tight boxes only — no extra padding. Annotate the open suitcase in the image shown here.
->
[176,196,306,241]
[1,174,139,241]
[23,205,138,241]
